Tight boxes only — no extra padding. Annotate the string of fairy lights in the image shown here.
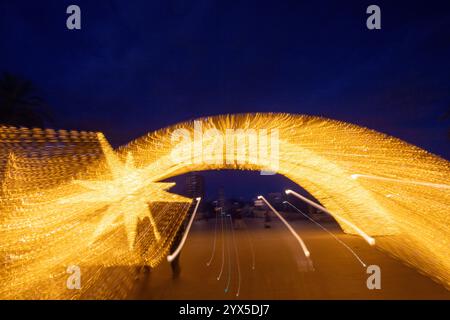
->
[0,126,192,299]
[0,113,449,299]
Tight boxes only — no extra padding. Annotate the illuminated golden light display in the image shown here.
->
[58,135,189,250]
[0,113,449,299]
[0,127,191,299]
[118,113,450,290]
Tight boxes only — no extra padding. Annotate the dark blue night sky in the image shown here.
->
[1,0,449,199]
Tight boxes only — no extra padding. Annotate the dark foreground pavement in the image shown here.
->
[129,217,450,299]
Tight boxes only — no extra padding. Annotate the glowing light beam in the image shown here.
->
[167,197,202,262]
[285,189,376,246]
[283,200,367,267]
[2,112,449,297]
[258,195,311,258]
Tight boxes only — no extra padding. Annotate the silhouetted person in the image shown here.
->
[169,219,186,278]
[264,210,271,228]
[234,208,244,229]
[135,216,152,277]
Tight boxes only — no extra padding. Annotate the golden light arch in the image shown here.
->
[119,113,450,288]
[0,113,449,299]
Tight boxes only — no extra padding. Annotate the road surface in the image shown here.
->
[129,217,450,299]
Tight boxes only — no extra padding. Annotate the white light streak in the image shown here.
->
[167,197,202,262]
[285,190,375,246]
[283,201,367,267]
[258,195,311,258]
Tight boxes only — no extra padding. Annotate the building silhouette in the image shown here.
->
[184,172,205,199]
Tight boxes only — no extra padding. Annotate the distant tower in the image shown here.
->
[184,172,205,199]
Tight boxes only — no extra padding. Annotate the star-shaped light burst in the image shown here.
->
[59,133,191,250]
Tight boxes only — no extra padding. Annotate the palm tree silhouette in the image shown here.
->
[0,72,52,128]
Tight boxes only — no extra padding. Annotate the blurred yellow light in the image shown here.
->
[0,112,449,298]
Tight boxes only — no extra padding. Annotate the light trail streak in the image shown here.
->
[216,211,225,281]
[224,214,232,293]
[285,190,376,246]
[258,195,310,258]
[283,201,367,267]
[167,197,201,262]
[228,215,241,296]
[351,174,450,189]
[242,219,256,270]
[206,210,219,267]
